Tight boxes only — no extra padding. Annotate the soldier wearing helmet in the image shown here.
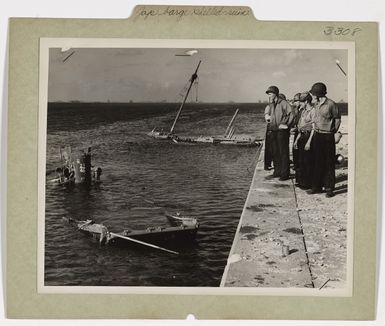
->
[306,82,341,198]
[293,91,315,189]
[290,92,302,174]
[264,85,295,181]
[263,102,273,171]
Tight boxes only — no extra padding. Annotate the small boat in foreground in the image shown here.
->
[63,215,199,254]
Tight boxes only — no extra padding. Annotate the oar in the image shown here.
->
[109,232,179,255]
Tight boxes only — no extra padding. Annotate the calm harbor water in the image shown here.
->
[44,102,347,287]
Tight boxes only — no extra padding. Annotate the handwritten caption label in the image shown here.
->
[133,6,251,22]
[324,26,362,37]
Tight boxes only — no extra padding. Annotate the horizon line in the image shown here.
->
[48,100,348,104]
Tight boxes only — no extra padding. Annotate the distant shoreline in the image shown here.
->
[48,101,349,116]
[48,101,348,106]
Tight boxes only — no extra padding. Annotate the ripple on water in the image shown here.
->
[44,104,263,286]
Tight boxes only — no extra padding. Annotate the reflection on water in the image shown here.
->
[45,103,264,286]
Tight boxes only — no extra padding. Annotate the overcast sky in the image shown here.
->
[48,47,348,103]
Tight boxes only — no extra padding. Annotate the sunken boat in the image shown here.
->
[63,214,199,254]
[48,146,102,186]
[147,60,261,147]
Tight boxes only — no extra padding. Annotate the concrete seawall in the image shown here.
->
[221,117,348,289]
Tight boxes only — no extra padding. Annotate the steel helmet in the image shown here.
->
[310,82,327,97]
[278,93,286,100]
[266,85,279,95]
[293,93,301,101]
[299,91,312,103]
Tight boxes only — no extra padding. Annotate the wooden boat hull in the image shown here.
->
[117,226,198,246]
[216,140,261,147]
[63,217,198,248]
[147,130,171,139]
[171,135,261,147]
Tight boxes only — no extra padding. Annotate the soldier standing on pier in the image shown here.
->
[306,82,341,198]
[293,92,315,189]
[290,93,302,176]
[265,86,295,181]
[264,104,273,170]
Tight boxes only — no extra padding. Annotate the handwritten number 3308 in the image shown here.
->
[324,27,361,36]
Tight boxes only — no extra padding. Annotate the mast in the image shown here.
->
[224,109,239,137]
[170,60,202,134]
[229,126,235,139]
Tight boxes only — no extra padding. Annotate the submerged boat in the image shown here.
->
[148,61,261,147]
[148,60,201,141]
[48,146,102,186]
[147,128,170,140]
[63,214,199,253]
[211,108,261,146]
[165,212,199,227]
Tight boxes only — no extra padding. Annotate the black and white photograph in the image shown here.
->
[38,39,354,294]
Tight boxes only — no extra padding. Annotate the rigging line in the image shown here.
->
[194,77,199,102]
[189,79,197,102]
[291,178,315,288]
[178,80,190,98]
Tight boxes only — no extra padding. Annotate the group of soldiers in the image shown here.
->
[264,82,341,198]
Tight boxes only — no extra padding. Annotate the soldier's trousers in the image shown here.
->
[264,127,273,169]
[271,129,290,178]
[296,131,313,189]
[311,132,336,191]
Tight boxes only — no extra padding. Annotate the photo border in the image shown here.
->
[38,38,355,297]
[6,10,377,319]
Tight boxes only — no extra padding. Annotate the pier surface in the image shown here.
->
[221,117,348,289]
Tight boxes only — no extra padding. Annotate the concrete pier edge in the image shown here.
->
[220,117,348,290]
[220,141,265,286]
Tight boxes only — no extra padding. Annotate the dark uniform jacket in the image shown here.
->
[266,98,296,131]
